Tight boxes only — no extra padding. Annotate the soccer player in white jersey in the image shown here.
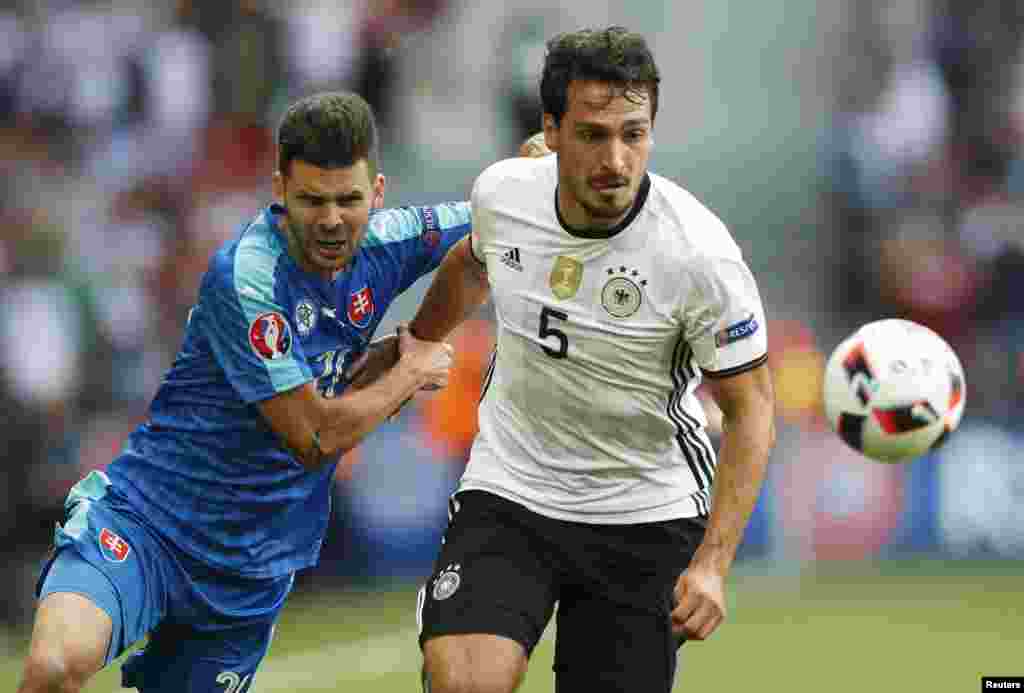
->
[410,26,776,693]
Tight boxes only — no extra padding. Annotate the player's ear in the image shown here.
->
[542,114,559,153]
[372,173,386,209]
[272,170,285,205]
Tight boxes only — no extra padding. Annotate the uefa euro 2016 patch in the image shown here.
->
[248,312,293,360]
[715,314,759,347]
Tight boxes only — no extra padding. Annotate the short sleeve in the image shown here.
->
[681,255,768,378]
[363,202,473,293]
[469,174,496,265]
[202,247,313,403]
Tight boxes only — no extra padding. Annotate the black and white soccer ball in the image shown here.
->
[822,319,966,463]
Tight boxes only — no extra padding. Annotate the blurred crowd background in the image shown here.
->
[0,0,1021,630]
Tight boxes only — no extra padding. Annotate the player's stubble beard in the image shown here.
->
[576,176,638,229]
[282,213,358,278]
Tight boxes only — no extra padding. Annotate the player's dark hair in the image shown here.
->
[540,27,660,125]
[277,92,379,177]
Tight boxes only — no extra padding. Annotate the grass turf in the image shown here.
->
[1,560,1020,692]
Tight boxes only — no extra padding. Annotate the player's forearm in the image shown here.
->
[695,403,775,576]
[312,362,427,461]
[409,237,489,341]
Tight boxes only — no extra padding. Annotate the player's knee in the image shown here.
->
[18,644,91,693]
[422,637,525,693]
[423,669,520,693]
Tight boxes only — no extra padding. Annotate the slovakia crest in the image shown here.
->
[249,312,293,360]
[99,528,131,563]
[347,287,375,328]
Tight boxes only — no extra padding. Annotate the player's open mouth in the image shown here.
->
[317,239,346,257]
[591,179,627,191]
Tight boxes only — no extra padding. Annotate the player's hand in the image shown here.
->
[397,324,453,390]
[519,132,551,158]
[671,563,727,641]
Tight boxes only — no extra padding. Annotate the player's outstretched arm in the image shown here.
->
[671,362,775,640]
[258,326,453,468]
[407,132,546,342]
[407,235,490,342]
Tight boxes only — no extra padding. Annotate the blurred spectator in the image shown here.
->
[0,9,27,124]
[89,0,213,185]
[281,0,364,95]
[358,0,450,134]
[496,15,549,146]
[210,0,286,127]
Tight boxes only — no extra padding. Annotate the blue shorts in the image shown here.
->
[37,472,294,692]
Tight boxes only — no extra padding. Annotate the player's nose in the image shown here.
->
[321,203,345,230]
[602,138,629,175]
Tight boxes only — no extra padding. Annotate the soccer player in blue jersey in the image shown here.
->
[17,91,468,693]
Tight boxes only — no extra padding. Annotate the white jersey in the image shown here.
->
[462,154,768,524]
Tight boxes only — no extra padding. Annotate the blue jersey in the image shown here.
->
[106,202,471,579]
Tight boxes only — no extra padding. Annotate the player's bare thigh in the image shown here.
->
[18,592,112,693]
[422,633,528,693]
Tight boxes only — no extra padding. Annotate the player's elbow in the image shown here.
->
[297,398,374,469]
[450,236,488,285]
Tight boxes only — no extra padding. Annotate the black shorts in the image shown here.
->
[417,490,707,693]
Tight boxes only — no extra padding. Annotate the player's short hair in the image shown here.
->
[540,27,660,126]
[277,92,379,177]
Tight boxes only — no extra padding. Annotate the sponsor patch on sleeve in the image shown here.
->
[715,313,759,348]
[421,206,439,232]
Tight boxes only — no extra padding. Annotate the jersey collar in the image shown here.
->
[554,173,651,240]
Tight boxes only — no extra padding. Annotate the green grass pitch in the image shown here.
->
[1,560,1020,692]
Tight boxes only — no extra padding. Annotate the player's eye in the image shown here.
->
[624,129,646,142]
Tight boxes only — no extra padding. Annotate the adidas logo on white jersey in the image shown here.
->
[500,247,523,271]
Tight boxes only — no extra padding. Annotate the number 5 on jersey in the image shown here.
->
[539,306,568,359]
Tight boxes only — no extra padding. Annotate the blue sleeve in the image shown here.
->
[363,202,471,294]
[201,246,313,404]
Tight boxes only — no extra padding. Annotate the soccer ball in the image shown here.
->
[822,319,965,463]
